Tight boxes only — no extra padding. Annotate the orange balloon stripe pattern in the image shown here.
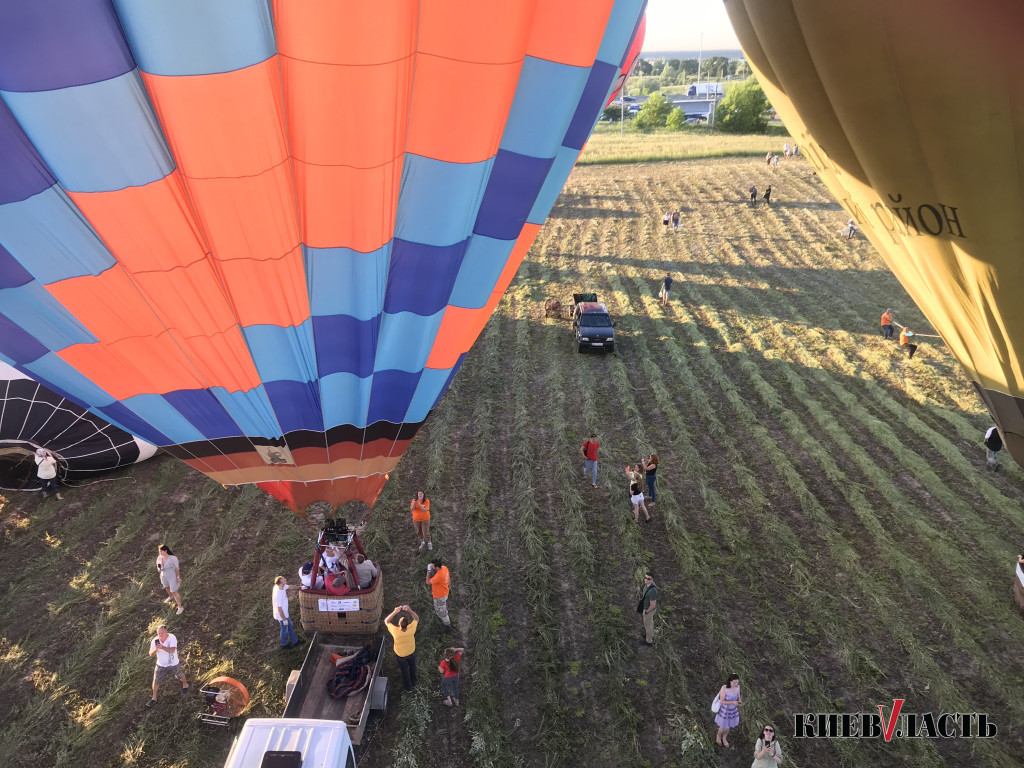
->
[0,0,647,511]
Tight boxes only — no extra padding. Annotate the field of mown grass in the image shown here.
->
[580,125,786,165]
[2,154,1024,768]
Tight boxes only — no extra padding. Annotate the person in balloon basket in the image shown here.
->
[426,558,452,627]
[880,308,894,340]
[145,625,188,708]
[385,604,420,692]
[984,426,1003,472]
[34,448,62,500]
[272,575,302,649]
[581,434,599,487]
[410,491,433,551]
[899,326,917,359]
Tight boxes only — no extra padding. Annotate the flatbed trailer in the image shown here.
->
[282,633,388,746]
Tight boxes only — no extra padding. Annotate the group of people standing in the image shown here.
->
[379,492,462,705]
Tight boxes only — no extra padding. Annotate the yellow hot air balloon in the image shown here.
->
[724,0,1024,460]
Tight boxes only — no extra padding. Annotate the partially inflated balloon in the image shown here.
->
[0,362,156,491]
[725,0,1024,461]
[0,0,647,512]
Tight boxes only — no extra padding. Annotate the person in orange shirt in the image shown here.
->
[900,326,918,359]
[426,557,452,627]
[410,491,432,551]
[880,308,894,340]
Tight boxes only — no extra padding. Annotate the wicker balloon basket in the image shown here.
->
[298,570,384,635]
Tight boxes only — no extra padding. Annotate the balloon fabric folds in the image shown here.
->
[0,0,647,513]
[0,361,157,491]
[725,0,1024,463]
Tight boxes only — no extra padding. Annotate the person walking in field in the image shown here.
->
[581,434,599,487]
[752,725,783,766]
[843,219,859,239]
[272,575,301,649]
[749,186,758,206]
[34,448,62,500]
[984,426,1003,472]
[641,454,659,505]
[671,210,680,232]
[765,152,772,166]
[157,544,184,615]
[900,326,918,359]
[638,573,657,646]
[410,491,432,551]
[880,308,894,340]
[660,274,673,306]
[439,646,466,707]
[146,625,188,708]
[783,142,790,158]
[714,673,743,748]
[629,474,651,523]
[763,185,772,205]
[1015,555,1024,611]
[426,557,452,627]
[773,154,780,170]
[385,604,419,692]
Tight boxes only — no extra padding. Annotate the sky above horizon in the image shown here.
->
[642,0,742,52]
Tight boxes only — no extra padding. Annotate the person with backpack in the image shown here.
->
[438,646,466,707]
[638,573,657,646]
[581,434,599,487]
[984,426,1003,472]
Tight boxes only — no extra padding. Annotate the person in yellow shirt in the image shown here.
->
[880,308,893,340]
[426,558,452,627]
[900,326,918,359]
[385,604,419,692]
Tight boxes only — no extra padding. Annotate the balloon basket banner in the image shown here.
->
[298,571,383,635]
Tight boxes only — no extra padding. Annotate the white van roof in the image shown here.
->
[224,719,353,768]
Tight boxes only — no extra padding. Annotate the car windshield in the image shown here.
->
[581,315,612,327]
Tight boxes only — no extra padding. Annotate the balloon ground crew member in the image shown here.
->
[984,426,1003,472]
[426,557,452,627]
[581,433,599,487]
[638,572,658,647]
[899,326,917,359]
[880,308,894,340]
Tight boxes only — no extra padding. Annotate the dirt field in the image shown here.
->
[2,156,1023,768]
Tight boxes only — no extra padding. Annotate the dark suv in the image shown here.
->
[572,294,615,353]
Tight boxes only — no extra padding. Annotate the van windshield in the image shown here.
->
[581,315,612,327]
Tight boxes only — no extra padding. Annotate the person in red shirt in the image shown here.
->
[581,434,599,487]
[426,558,452,627]
[438,646,466,707]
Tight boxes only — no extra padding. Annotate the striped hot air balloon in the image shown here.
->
[0,0,647,512]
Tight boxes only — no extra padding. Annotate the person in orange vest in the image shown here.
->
[900,326,918,359]
[880,308,894,340]
[426,557,452,627]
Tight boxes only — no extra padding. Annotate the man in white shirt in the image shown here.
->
[146,625,188,708]
[273,575,300,648]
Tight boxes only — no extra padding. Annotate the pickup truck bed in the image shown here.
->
[283,635,386,745]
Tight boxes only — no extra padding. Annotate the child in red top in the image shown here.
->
[439,647,466,707]
[581,434,599,487]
